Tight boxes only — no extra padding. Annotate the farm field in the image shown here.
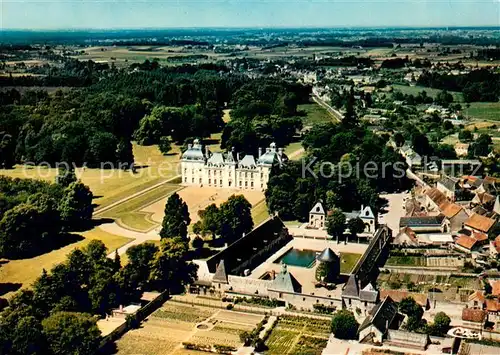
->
[391,84,463,102]
[115,301,262,355]
[465,102,500,121]
[0,227,131,298]
[339,252,362,274]
[265,315,330,355]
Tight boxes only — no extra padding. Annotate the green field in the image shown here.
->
[251,200,271,226]
[386,255,426,267]
[465,102,500,121]
[298,103,335,125]
[339,252,362,274]
[391,84,463,102]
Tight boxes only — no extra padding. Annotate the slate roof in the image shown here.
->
[359,296,398,334]
[212,260,228,284]
[317,248,339,263]
[342,274,360,298]
[438,176,458,192]
[238,154,257,169]
[399,215,445,227]
[207,152,225,167]
[359,283,379,303]
[270,264,302,293]
[181,139,206,161]
[465,213,496,233]
[462,308,487,323]
[310,201,326,215]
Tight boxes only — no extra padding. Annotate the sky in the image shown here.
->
[2,0,499,30]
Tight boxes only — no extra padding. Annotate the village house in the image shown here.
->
[425,188,448,212]
[358,296,400,344]
[441,202,469,233]
[464,213,496,235]
[437,176,459,200]
[399,215,446,233]
[454,234,478,253]
[489,235,500,258]
[394,227,418,246]
[462,307,488,330]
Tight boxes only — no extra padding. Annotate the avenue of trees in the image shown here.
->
[0,174,93,259]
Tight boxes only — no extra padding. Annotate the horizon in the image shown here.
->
[3,0,499,30]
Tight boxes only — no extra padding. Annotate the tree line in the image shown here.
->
[0,172,93,259]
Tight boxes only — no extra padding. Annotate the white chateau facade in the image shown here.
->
[181,139,287,191]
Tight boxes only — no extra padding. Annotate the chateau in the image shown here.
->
[181,139,287,191]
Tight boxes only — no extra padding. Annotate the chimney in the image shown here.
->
[205,146,210,157]
[258,147,262,158]
[237,152,240,161]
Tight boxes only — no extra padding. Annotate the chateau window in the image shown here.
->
[191,178,194,183]
[220,180,223,185]
[184,177,187,182]
[251,182,254,188]
[199,178,202,184]
[239,181,242,187]
[245,172,248,178]
[184,168,187,173]
[245,181,248,187]
[229,171,231,177]
[209,179,211,184]
[208,170,211,176]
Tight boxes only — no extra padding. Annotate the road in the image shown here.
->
[311,94,343,122]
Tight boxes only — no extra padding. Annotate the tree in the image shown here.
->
[196,203,221,239]
[399,297,424,332]
[116,138,134,168]
[393,132,405,147]
[458,130,473,142]
[218,195,253,242]
[55,166,77,187]
[331,310,359,340]
[326,209,346,239]
[120,242,159,293]
[58,181,94,227]
[159,193,190,240]
[149,237,197,292]
[42,312,101,355]
[158,136,172,155]
[347,217,365,237]
[469,134,492,157]
[428,312,451,336]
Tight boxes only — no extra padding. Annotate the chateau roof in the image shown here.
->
[359,283,379,303]
[181,139,206,161]
[317,248,338,263]
[257,142,288,166]
[239,154,257,169]
[207,152,225,167]
[342,274,360,298]
[399,215,445,227]
[270,264,302,293]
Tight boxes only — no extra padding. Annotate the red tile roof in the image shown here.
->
[472,231,488,242]
[440,202,463,219]
[468,290,485,303]
[491,280,500,297]
[465,213,496,233]
[455,235,477,250]
[462,308,487,323]
[486,299,500,313]
[380,290,428,307]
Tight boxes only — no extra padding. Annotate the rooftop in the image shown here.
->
[399,215,445,227]
[359,295,398,334]
[455,235,477,250]
[465,213,496,233]
[461,308,487,323]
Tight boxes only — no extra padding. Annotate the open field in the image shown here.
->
[0,227,132,298]
[115,301,262,355]
[465,102,500,121]
[391,84,463,102]
[298,102,334,125]
[265,315,330,355]
[339,252,362,274]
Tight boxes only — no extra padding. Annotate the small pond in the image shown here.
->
[275,248,317,268]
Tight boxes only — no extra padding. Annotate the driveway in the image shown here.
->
[379,192,409,234]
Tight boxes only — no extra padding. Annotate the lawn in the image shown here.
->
[251,200,270,226]
[386,255,426,267]
[391,84,463,102]
[98,183,181,231]
[339,252,362,274]
[298,103,334,125]
[0,227,132,298]
[285,141,305,159]
[222,109,231,123]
